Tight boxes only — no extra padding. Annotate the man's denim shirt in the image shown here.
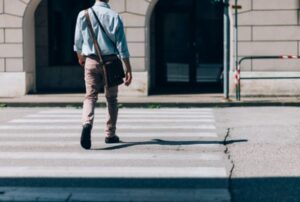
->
[74,2,130,59]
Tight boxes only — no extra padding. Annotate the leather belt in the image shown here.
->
[87,54,118,61]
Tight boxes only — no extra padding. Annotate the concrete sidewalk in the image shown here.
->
[1,93,300,107]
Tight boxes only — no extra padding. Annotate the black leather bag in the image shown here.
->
[85,9,125,88]
[103,56,125,88]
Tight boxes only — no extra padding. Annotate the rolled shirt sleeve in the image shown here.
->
[74,11,84,53]
[114,15,130,59]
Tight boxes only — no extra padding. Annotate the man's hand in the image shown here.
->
[124,71,132,86]
[77,53,86,68]
[123,58,133,86]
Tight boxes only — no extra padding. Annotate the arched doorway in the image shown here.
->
[149,0,224,94]
[35,0,94,93]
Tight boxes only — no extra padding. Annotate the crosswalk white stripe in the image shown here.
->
[0,152,223,161]
[9,119,214,123]
[38,109,214,114]
[0,141,80,146]
[38,111,214,115]
[0,143,220,149]
[1,132,218,137]
[19,117,213,121]
[4,121,215,126]
[3,133,218,138]
[0,124,216,130]
[0,167,227,178]
[26,114,214,119]
[36,110,213,114]
[39,108,213,110]
[0,139,220,147]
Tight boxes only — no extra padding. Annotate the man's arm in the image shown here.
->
[113,15,132,86]
[123,58,132,86]
[74,12,85,67]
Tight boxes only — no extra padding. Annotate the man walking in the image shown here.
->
[74,0,132,149]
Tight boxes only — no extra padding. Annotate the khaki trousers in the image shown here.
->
[82,57,119,138]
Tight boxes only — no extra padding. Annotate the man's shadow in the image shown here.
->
[93,138,248,150]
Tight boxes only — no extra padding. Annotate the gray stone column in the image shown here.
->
[0,0,26,97]
[0,0,40,97]
[110,0,151,96]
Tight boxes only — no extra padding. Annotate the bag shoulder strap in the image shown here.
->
[90,8,118,52]
[85,10,108,87]
[84,10,104,65]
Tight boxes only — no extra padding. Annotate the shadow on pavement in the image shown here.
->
[231,177,300,202]
[0,177,228,189]
[94,139,248,150]
[0,177,299,201]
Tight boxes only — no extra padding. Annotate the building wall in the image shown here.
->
[0,0,28,97]
[230,0,300,95]
[233,0,300,71]
[1,0,300,97]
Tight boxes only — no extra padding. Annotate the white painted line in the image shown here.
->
[20,117,214,121]
[0,124,216,130]
[0,138,219,148]
[9,119,215,124]
[0,152,223,161]
[0,141,79,146]
[1,132,218,138]
[0,142,220,149]
[39,108,212,110]
[0,166,227,178]
[26,114,214,119]
[38,109,214,114]
[38,111,214,115]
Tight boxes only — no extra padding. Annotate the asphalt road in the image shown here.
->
[0,107,299,201]
[215,107,300,202]
[0,107,230,202]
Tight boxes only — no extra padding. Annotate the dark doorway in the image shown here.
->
[35,0,94,93]
[150,0,224,94]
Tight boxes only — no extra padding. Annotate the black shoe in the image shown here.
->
[105,135,120,144]
[81,124,92,149]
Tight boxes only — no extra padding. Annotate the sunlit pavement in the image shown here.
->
[0,107,231,202]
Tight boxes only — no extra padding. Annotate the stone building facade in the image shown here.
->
[0,0,300,97]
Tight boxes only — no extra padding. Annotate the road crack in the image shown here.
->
[223,128,235,202]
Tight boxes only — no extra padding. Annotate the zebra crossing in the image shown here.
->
[0,108,230,202]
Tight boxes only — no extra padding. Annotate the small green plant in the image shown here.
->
[148,104,161,109]
[0,103,7,108]
[65,104,81,109]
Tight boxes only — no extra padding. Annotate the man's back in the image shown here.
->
[74,1,130,59]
